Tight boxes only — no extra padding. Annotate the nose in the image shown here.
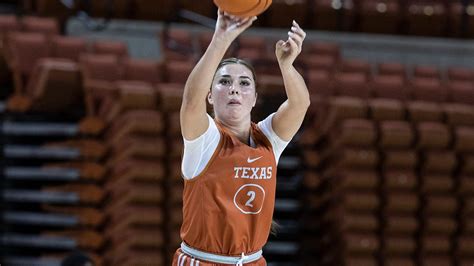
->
[229,82,241,95]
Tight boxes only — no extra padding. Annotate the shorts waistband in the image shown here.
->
[180,242,262,265]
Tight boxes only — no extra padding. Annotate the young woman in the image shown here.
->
[173,9,309,266]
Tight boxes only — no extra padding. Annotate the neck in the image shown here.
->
[218,117,251,144]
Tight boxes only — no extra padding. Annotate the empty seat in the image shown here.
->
[335,72,370,98]
[410,77,447,102]
[108,159,165,185]
[423,195,457,216]
[341,192,380,212]
[383,236,416,256]
[0,14,20,33]
[6,32,51,94]
[368,98,405,121]
[305,41,340,58]
[80,54,122,116]
[461,154,474,175]
[165,60,194,84]
[443,103,474,126]
[385,192,419,214]
[407,101,443,122]
[345,233,379,254]
[454,126,474,152]
[416,122,451,149]
[423,217,456,235]
[23,58,83,113]
[447,67,474,82]
[370,75,406,100]
[458,175,474,195]
[422,151,457,174]
[383,215,418,234]
[413,65,441,79]
[420,174,455,193]
[419,256,453,266]
[384,257,416,266]
[304,54,338,72]
[99,81,157,123]
[316,97,368,139]
[328,148,379,169]
[21,16,60,35]
[108,137,166,163]
[419,236,451,254]
[51,36,88,61]
[121,58,163,84]
[383,150,417,170]
[448,81,474,105]
[339,58,371,77]
[377,62,406,77]
[379,121,415,148]
[340,213,379,232]
[91,40,128,57]
[337,170,379,190]
[384,170,417,191]
[156,83,183,112]
[330,119,377,147]
[307,69,335,97]
[106,110,164,144]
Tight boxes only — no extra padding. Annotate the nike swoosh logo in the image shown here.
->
[247,156,263,163]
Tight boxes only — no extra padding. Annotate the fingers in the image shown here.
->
[287,36,298,53]
[287,20,305,52]
[228,16,257,31]
[290,20,306,40]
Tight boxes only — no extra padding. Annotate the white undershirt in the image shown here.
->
[181,113,290,180]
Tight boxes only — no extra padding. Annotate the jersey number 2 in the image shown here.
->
[245,191,256,207]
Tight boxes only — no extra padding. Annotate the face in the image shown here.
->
[208,63,257,123]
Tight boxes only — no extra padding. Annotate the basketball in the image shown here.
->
[214,0,272,18]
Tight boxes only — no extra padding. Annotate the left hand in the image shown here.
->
[275,20,306,67]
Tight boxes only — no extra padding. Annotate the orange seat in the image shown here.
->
[410,77,447,103]
[370,75,406,100]
[80,54,122,116]
[448,81,474,105]
[91,40,128,57]
[377,62,406,77]
[21,16,60,35]
[121,58,163,84]
[51,36,88,61]
[335,72,370,98]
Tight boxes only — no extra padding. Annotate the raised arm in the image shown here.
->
[180,10,257,140]
[272,20,310,141]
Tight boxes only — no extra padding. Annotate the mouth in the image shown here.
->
[228,99,241,106]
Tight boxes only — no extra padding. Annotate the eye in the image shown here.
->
[240,80,251,86]
[219,78,231,85]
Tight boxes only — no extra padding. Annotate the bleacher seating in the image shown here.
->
[0,10,474,266]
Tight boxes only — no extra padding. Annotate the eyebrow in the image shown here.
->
[218,75,252,80]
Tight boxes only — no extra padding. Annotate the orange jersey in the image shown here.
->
[180,120,277,256]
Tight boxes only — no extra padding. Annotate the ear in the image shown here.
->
[207,92,213,105]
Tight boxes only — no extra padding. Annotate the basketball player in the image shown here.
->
[173,9,309,266]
